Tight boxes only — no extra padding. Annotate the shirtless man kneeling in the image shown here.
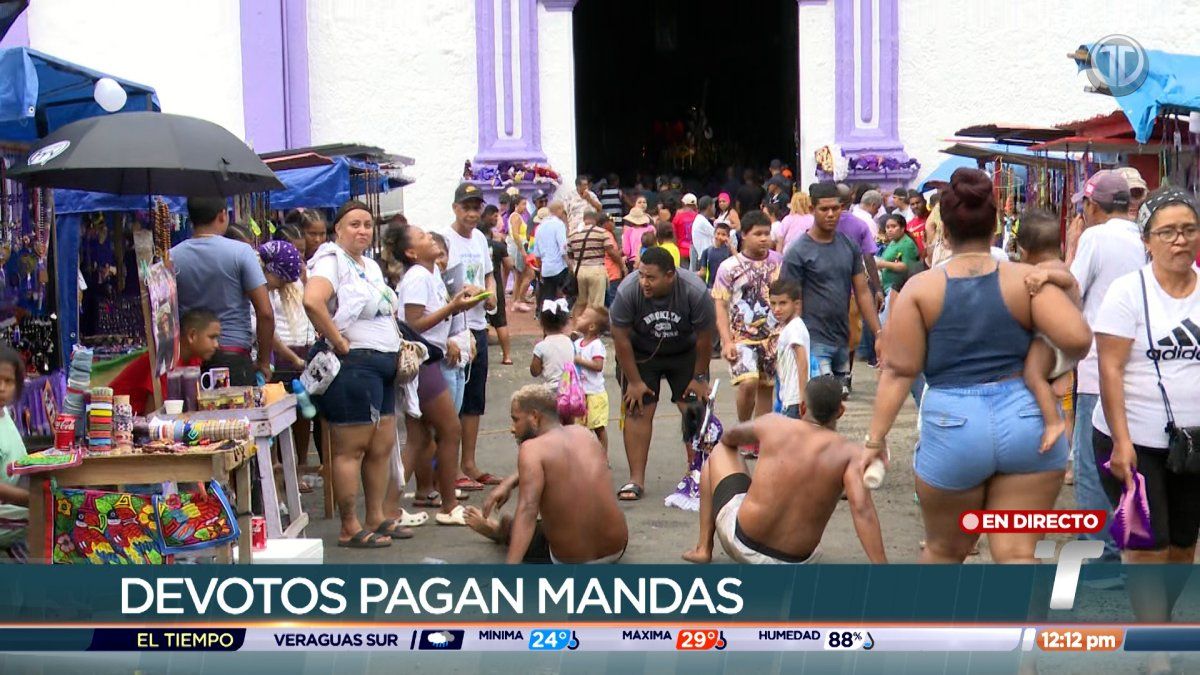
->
[683,375,887,564]
[464,385,629,564]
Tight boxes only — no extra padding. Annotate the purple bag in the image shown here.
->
[1103,460,1154,550]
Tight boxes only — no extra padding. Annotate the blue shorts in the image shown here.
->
[315,349,398,425]
[810,342,850,379]
[915,378,1068,491]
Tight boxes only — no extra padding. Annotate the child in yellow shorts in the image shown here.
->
[574,306,610,452]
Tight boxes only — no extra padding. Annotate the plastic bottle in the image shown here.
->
[864,450,889,490]
[292,379,317,419]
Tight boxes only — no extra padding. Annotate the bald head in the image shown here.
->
[549,201,567,219]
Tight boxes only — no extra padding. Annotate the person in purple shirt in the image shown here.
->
[785,202,884,309]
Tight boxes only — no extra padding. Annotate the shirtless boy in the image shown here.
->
[465,385,629,563]
[683,375,887,564]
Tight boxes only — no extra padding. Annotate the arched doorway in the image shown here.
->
[572,0,798,191]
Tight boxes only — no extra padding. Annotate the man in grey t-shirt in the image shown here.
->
[609,246,714,501]
[782,183,881,396]
[171,197,274,385]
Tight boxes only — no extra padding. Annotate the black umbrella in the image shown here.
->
[6,112,284,196]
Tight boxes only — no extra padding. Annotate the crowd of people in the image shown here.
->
[0,156,1197,597]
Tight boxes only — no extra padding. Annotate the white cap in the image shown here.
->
[682,193,698,206]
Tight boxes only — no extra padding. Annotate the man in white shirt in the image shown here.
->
[689,196,716,272]
[531,202,569,304]
[562,175,602,234]
[851,190,883,241]
[440,183,499,509]
[1068,169,1142,568]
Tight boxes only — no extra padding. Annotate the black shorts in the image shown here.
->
[523,521,552,564]
[538,269,569,304]
[461,329,489,416]
[618,350,694,404]
[487,287,507,329]
[1094,429,1200,550]
[203,350,256,387]
[713,472,752,515]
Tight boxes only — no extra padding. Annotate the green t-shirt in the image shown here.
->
[0,409,28,547]
[880,236,920,291]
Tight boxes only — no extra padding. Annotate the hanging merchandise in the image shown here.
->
[153,481,240,553]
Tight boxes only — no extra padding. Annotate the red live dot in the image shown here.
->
[959,510,1107,534]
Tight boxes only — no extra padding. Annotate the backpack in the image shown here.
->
[556,362,587,422]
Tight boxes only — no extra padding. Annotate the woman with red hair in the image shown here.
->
[863,169,1092,563]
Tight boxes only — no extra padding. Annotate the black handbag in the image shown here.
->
[1138,271,1200,474]
[561,226,599,301]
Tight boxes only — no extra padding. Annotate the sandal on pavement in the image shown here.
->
[398,509,428,527]
[436,505,468,526]
[617,483,643,501]
[374,519,414,540]
[338,530,392,549]
[456,476,485,491]
[472,473,503,486]
[413,492,442,508]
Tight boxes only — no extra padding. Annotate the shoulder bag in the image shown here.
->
[1139,270,1200,474]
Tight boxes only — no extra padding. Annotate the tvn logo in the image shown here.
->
[1035,540,1105,610]
[1146,319,1200,361]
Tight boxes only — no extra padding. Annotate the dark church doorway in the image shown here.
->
[573,0,798,192]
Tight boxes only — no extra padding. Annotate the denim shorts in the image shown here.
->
[315,349,398,425]
[810,342,850,379]
[441,363,465,414]
[915,378,1068,491]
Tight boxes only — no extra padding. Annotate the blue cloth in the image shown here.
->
[1082,47,1200,144]
[1073,393,1120,562]
[0,47,159,142]
[924,268,1031,387]
[441,363,465,414]
[270,157,352,209]
[170,236,267,350]
[916,379,1068,491]
[532,216,568,276]
[53,190,186,215]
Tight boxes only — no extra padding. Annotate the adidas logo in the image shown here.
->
[1146,318,1200,361]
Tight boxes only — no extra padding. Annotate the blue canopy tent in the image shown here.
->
[268,156,395,210]
[0,47,161,361]
[0,47,159,142]
[1077,46,1200,144]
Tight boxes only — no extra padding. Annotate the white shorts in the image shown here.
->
[715,493,821,564]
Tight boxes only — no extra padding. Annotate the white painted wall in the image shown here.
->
[796,2,837,190]
[537,5,578,200]
[307,0,479,229]
[799,0,1200,189]
[24,0,246,139]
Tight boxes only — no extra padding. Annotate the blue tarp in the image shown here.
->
[1081,46,1200,144]
[269,157,351,209]
[919,156,981,191]
[269,156,391,209]
[53,190,186,215]
[0,47,159,142]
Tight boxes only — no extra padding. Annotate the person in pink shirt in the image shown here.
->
[776,192,814,253]
[621,201,655,269]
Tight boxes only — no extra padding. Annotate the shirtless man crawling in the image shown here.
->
[465,385,629,564]
[683,375,887,564]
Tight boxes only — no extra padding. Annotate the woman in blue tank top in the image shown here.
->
[864,169,1092,563]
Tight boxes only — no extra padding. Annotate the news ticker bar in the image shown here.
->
[3,626,1200,653]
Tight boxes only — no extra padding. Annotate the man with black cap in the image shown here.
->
[442,183,500,501]
[1068,168,1142,574]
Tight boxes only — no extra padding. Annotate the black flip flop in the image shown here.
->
[374,519,414,540]
[337,530,392,548]
[617,483,643,501]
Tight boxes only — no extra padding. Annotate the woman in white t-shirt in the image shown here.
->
[1093,189,1200,639]
[302,200,405,549]
[388,223,483,526]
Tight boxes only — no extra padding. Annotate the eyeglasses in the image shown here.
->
[1149,226,1200,243]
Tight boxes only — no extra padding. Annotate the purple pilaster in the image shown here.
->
[239,0,310,153]
[830,0,915,184]
[0,8,29,49]
[473,0,545,163]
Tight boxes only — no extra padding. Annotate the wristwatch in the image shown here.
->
[864,434,885,450]
[693,373,710,383]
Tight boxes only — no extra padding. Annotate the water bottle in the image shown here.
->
[292,379,317,419]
